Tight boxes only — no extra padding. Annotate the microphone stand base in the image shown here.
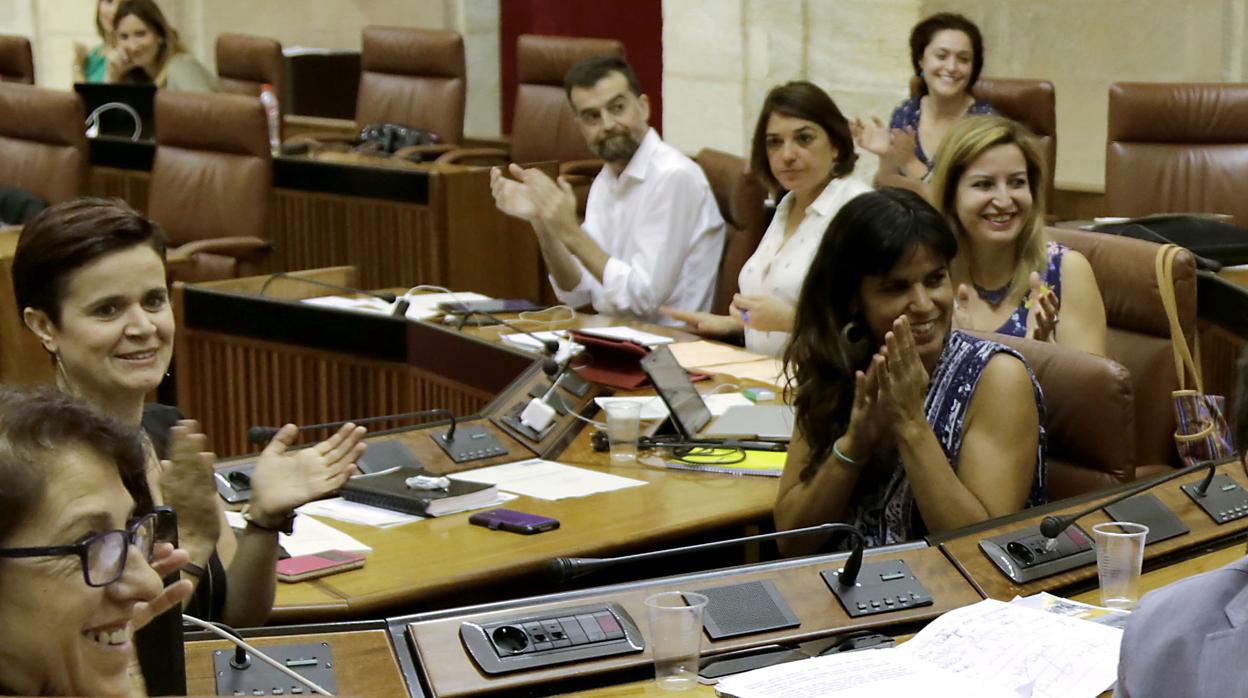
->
[821,559,933,618]
[1182,474,1248,524]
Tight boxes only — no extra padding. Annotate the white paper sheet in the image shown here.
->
[399,291,492,320]
[576,325,675,346]
[226,510,372,556]
[448,459,647,500]
[594,393,753,420]
[301,295,396,314]
[714,651,1011,698]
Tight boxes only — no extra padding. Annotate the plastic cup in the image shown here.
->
[1092,521,1149,610]
[644,591,707,691]
[604,402,641,463]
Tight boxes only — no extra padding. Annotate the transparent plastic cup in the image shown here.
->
[1092,521,1149,610]
[644,591,708,691]
[604,402,641,463]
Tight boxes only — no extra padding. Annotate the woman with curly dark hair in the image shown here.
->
[774,188,1045,555]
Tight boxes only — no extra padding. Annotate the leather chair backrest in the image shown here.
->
[695,148,769,315]
[971,331,1136,500]
[0,34,34,84]
[355,26,465,144]
[511,34,624,165]
[909,75,1056,205]
[0,83,87,203]
[1046,226,1197,470]
[149,92,271,246]
[1106,82,1248,225]
[215,33,284,104]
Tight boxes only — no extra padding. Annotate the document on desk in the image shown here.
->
[715,598,1122,698]
[226,510,372,556]
[667,340,768,370]
[576,326,675,346]
[449,459,647,500]
[714,651,1010,698]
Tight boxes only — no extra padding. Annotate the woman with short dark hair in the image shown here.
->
[852,13,995,191]
[12,197,365,628]
[663,81,869,356]
[774,188,1045,555]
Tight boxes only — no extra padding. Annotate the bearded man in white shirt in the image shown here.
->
[490,55,726,325]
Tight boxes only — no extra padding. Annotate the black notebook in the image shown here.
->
[340,466,498,517]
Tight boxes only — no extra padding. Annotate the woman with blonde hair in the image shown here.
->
[108,0,216,92]
[930,115,1106,355]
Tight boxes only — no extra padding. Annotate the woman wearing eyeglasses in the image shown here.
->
[0,387,191,697]
[11,198,366,630]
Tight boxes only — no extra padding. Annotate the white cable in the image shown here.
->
[84,101,143,141]
[182,614,336,696]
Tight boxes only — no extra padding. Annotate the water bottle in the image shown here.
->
[260,83,280,156]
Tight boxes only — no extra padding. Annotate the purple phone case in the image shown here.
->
[469,508,560,534]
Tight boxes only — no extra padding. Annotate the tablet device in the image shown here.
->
[640,345,712,438]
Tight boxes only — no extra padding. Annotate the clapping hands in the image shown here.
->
[247,423,367,525]
[490,164,578,234]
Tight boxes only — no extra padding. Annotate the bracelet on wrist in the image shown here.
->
[240,504,296,535]
[832,439,861,466]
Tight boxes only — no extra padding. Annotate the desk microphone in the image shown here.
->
[257,272,408,316]
[1038,458,1224,539]
[546,523,865,585]
[247,408,457,445]
[454,310,561,358]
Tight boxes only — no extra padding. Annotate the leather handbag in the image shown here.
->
[1156,243,1236,465]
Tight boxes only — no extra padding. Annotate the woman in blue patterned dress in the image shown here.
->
[852,13,995,194]
[774,188,1045,554]
[931,115,1107,356]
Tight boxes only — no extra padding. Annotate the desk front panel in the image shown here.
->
[942,460,1248,600]
[407,546,980,697]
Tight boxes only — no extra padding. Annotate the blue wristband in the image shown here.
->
[832,440,860,466]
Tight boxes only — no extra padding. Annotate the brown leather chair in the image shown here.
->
[215,33,284,104]
[0,83,87,204]
[148,92,272,283]
[0,35,34,84]
[356,26,465,144]
[974,331,1137,501]
[695,148,769,316]
[439,34,624,177]
[1105,82,1248,225]
[1047,227,1198,477]
[909,76,1056,205]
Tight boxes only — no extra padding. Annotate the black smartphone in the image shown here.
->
[469,508,560,534]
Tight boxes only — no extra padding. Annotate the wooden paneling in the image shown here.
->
[1199,320,1245,400]
[941,460,1248,601]
[88,166,150,211]
[184,629,408,697]
[408,546,980,697]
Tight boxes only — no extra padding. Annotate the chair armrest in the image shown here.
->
[168,237,274,261]
[393,143,457,160]
[285,131,358,146]
[282,115,357,141]
[434,147,510,166]
[460,134,510,150]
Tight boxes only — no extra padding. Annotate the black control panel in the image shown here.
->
[1182,474,1248,524]
[460,603,644,675]
[432,424,509,463]
[822,559,934,618]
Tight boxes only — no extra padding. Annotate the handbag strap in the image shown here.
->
[1154,244,1202,392]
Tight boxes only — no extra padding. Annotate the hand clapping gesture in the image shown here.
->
[247,423,367,525]
[132,543,194,630]
[851,116,892,156]
[490,164,578,235]
[877,316,931,427]
[161,421,222,556]
[838,351,889,464]
[1026,271,1060,342]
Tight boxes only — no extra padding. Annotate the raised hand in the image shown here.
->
[952,283,975,330]
[659,306,741,338]
[159,421,220,556]
[730,293,796,333]
[132,543,194,630]
[851,116,891,156]
[247,423,367,524]
[877,316,930,427]
[490,166,539,222]
[512,164,578,234]
[840,352,887,463]
[1026,271,1060,342]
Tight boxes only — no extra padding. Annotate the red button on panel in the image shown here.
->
[595,613,621,634]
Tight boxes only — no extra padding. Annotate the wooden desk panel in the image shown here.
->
[88,165,150,212]
[407,546,981,697]
[0,229,54,386]
[941,460,1248,600]
[184,629,408,697]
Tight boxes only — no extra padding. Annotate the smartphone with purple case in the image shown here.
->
[469,508,560,534]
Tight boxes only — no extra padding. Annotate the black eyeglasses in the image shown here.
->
[0,512,157,587]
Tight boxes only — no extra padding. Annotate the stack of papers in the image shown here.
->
[225,510,372,557]
[667,340,789,388]
[449,459,647,500]
[715,598,1123,698]
[577,326,675,346]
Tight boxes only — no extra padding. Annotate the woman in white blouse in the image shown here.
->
[663,81,870,356]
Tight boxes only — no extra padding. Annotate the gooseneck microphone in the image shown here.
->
[257,272,408,316]
[545,523,866,585]
[1039,458,1222,538]
[454,309,561,357]
[247,408,457,445]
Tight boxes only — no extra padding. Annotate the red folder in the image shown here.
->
[570,331,708,390]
